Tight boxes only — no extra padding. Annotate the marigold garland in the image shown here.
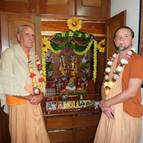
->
[28,55,45,95]
[41,37,48,81]
[93,40,97,82]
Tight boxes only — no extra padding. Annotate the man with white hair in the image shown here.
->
[0,25,50,143]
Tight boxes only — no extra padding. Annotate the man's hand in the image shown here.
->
[99,100,115,119]
[30,94,43,105]
[103,107,115,119]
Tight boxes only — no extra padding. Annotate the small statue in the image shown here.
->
[70,55,77,78]
[59,55,66,76]
[66,78,76,91]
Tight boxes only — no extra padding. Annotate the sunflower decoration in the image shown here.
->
[41,37,53,52]
[67,17,82,31]
[97,39,105,53]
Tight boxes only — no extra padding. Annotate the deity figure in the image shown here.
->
[59,55,66,76]
[70,55,77,79]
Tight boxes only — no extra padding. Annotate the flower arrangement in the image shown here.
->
[41,17,99,83]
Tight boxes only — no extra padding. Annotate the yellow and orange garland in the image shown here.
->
[28,56,45,95]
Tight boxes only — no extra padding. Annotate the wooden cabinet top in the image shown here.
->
[0,0,111,20]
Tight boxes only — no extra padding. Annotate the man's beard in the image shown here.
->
[116,45,131,52]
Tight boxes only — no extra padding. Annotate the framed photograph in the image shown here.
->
[46,101,57,111]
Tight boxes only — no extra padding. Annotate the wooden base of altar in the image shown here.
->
[44,109,101,143]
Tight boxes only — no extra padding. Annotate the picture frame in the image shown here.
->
[139,0,143,56]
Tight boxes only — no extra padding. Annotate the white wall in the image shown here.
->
[111,0,140,51]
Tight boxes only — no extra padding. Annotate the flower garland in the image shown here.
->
[93,40,97,82]
[28,56,45,95]
[41,17,99,83]
[49,30,94,55]
[103,50,133,95]
[41,37,49,81]
[73,39,94,55]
